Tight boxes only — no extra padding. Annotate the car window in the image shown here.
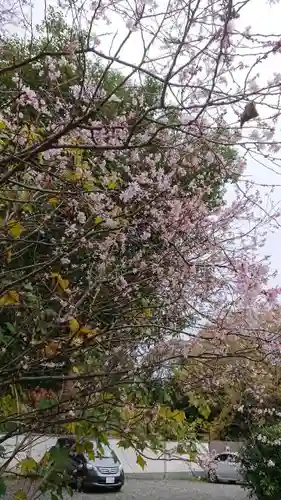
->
[228,454,240,463]
[214,453,228,462]
[92,444,115,458]
[57,438,75,449]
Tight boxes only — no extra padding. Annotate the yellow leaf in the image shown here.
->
[157,407,184,422]
[108,182,116,189]
[95,216,103,224]
[74,150,83,168]
[0,290,20,306]
[136,454,146,470]
[51,272,69,292]
[172,410,185,422]
[158,406,169,418]
[65,169,81,181]
[4,246,12,263]
[144,308,151,318]
[22,204,33,214]
[48,198,57,205]
[0,120,7,129]
[72,365,80,374]
[13,490,28,500]
[19,457,37,474]
[78,326,92,336]
[19,191,28,201]
[69,318,80,334]
[103,393,114,401]
[8,220,24,239]
[58,277,69,291]
[78,327,99,338]
[65,422,76,434]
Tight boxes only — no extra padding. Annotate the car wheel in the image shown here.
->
[208,469,219,483]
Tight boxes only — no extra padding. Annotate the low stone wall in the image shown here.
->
[0,434,208,476]
[0,435,244,477]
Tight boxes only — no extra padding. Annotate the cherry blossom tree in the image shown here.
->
[0,0,281,497]
[166,303,281,442]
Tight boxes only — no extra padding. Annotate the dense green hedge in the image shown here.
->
[240,423,281,500]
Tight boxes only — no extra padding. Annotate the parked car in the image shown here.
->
[207,451,243,484]
[46,437,125,492]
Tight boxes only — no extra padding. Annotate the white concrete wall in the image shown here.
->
[0,434,208,475]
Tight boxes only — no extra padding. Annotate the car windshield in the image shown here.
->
[86,443,114,459]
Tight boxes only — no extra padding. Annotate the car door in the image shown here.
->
[219,453,240,482]
[214,453,233,481]
[227,453,242,482]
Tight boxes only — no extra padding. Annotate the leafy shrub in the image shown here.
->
[240,423,281,500]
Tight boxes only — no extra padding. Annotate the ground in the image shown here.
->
[6,478,249,499]
[68,479,248,500]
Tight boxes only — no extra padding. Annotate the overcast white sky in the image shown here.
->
[233,1,281,286]
[14,0,281,286]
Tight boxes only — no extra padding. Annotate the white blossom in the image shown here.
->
[108,94,122,103]
[77,211,87,224]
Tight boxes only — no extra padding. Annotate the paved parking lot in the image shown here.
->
[7,478,249,499]
[68,479,248,500]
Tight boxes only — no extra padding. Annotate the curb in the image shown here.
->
[125,472,207,480]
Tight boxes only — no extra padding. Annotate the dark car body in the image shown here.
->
[53,437,125,492]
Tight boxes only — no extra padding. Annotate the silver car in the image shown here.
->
[207,452,243,483]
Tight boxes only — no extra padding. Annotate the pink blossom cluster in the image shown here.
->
[0,0,280,392]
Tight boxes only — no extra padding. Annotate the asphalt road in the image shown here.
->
[66,479,249,500]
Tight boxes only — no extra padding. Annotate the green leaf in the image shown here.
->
[22,204,34,214]
[83,182,94,192]
[5,322,16,334]
[51,494,59,500]
[95,216,103,224]
[0,478,6,497]
[117,439,130,449]
[198,403,211,420]
[49,447,70,469]
[19,456,38,474]
[39,398,56,410]
[136,454,146,470]
[13,490,28,500]
[75,439,94,458]
[82,440,94,458]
